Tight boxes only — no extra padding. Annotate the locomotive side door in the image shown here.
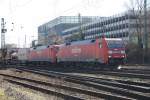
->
[95,38,102,62]
[102,38,109,64]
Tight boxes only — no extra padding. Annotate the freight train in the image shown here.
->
[16,37,126,69]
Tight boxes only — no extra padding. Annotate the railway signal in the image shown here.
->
[1,18,7,64]
[1,18,7,49]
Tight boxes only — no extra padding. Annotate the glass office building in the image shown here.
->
[38,16,101,45]
[38,11,150,47]
[62,11,150,45]
[62,13,129,40]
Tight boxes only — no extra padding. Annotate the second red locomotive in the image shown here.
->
[28,45,59,64]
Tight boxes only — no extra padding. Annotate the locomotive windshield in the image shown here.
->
[107,40,124,48]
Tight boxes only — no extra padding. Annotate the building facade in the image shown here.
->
[38,11,150,47]
[62,14,129,41]
[62,11,150,47]
[38,16,102,45]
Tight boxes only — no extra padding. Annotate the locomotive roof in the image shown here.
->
[64,39,96,46]
[105,38,122,41]
[31,44,59,50]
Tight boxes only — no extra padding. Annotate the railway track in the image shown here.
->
[26,65,150,79]
[0,73,132,100]
[13,67,150,100]
[2,64,150,75]
[95,70,150,79]
[119,68,150,74]
[5,79,81,100]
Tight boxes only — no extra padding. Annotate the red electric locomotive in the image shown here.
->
[57,37,125,68]
[28,45,59,64]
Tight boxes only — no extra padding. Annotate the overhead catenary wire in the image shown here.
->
[54,0,104,17]
[15,0,33,7]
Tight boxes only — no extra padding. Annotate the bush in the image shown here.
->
[126,43,150,64]
[126,43,143,64]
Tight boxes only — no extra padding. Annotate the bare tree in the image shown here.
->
[125,0,145,63]
[125,0,144,47]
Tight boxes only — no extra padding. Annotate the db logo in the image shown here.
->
[71,47,81,53]
[37,51,41,54]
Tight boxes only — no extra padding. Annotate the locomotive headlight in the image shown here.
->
[121,51,125,54]
[108,50,112,54]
